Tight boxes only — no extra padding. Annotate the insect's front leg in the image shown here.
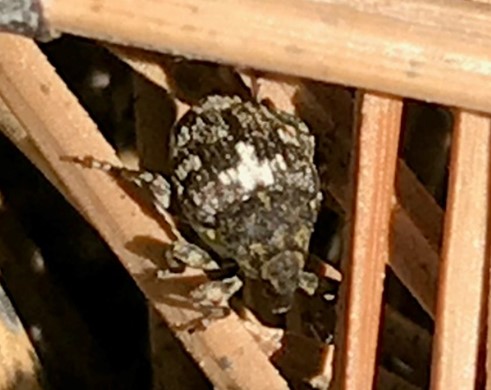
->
[188,276,243,325]
[304,253,342,301]
[164,236,243,329]
[167,271,242,331]
[298,271,319,296]
[165,239,242,328]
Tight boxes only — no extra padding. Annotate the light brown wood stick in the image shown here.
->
[334,94,402,389]
[431,113,491,390]
[0,34,288,390]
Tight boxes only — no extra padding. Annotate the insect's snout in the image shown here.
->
[260,250,304,313]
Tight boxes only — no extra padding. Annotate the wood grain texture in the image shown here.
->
[0,35,288,390]
[335,94,402,390]
[45,0,491,114]
[431,112,491,389]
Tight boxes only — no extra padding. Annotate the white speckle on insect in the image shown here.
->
[151,175,172,209]
[206,229,216,240]
[192,192,202,206]
[176,125,191,148]
[218,142,274,191]
[175,166,186,181]
[175,154,202,180]
[215,124,229,139]
[274,154,287,170]
[202,202,217,216]
[278,125,301,146]
[218,171,232,185]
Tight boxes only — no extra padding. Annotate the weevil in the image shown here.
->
[72,95,323,315]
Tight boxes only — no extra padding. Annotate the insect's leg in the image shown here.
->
[298,271,319,296]
[303,254,342,302]
[299,271,337,302]
[170,276,243,332]
[165,239,220,271]
[190,276,243,323]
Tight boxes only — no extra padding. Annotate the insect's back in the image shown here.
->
[171,95,322,279]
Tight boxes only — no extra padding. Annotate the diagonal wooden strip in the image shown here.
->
[0,35,288,390]
[396,160,443,251]
[335,93,402,390]
[430,112,491,389]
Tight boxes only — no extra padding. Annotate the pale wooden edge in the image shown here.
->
[0,35,288,390]
[334,94,403,390]
[430,112,491,389]
[43,0,491,114]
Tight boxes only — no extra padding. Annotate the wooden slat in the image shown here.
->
[0,282,43,390]
[0,34,288,390]
[43,0,491,114]
[296,83,441,317]
[430,113,491,389]
[335,94,402,389]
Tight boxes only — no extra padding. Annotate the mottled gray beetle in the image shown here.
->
[74,95,322,314]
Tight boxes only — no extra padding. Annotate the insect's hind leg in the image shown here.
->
[165,239,220,271]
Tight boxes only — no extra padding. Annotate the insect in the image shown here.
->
[71,95,323,315]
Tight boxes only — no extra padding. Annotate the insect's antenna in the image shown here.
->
[61,156,150,187]
[62,155,177,235]
[61,155,120,174]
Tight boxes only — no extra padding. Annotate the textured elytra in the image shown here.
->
[170,95,322,312]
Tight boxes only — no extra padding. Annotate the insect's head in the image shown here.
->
[260,250,305,314]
